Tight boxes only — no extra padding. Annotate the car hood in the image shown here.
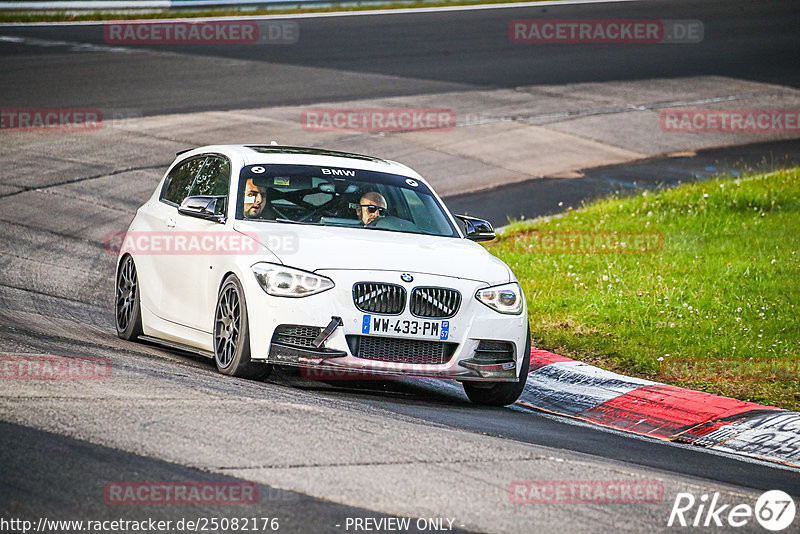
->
[234,221,512,284]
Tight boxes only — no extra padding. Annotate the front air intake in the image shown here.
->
[353,283,406,315]
[410,287,461,318]
[346,335,456,365]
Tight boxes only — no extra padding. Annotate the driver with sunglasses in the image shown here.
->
[356,192,387,226]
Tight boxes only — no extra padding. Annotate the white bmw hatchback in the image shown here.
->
[116,145,529,405]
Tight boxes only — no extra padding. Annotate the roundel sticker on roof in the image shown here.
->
[405,178,419,187]
[251,166,265,174]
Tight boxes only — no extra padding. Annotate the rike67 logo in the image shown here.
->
[668,490,796,531]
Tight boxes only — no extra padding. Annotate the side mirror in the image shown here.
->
[454,214,495,242]
[178,195,227,224]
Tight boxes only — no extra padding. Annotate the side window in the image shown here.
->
[189,156,231,198]
[161,157,205,206]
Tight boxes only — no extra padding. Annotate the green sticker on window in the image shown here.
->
[274,177,290,186]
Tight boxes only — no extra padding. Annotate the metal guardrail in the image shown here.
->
[0,0,317,9]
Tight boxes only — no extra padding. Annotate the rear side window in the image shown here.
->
[189,156,231,197]
[161,157,205,205]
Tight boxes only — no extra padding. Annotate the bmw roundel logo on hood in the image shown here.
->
[401,273,413,283]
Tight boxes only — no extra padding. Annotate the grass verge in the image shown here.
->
[487,167,800,411]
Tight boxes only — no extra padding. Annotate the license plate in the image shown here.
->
[362,315,449,340]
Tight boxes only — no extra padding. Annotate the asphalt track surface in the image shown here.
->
[2,421,472,534]
[447,138,800,226]
[0,0,798,114]
[1,0,800,532]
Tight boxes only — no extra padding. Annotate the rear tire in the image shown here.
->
[463,325,531,406]
[213,275,272,380]
[115,255,144,341]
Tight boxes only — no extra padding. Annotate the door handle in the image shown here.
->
[166,218,176,228]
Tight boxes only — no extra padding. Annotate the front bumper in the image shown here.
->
[245,269,528,382]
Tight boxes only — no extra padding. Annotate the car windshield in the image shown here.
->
[236,164,459,238]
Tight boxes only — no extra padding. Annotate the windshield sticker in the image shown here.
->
[273,177,291,186]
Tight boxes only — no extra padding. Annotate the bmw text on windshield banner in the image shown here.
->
[241,164,434,194]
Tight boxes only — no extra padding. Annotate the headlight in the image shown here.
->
[475,282,524,315]
[252,263,334,298]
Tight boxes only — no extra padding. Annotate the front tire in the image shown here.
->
[214,275,272,380]
[115,255,143,341]
[463,325,531,406]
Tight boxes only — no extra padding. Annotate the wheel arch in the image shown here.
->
[217,270,240,295]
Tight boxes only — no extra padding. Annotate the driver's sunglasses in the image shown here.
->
[360,204,386,215]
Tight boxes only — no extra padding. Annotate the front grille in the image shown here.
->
[346,335,456,365]
[410,287,461,318]
[353,283,406,315]
[474,340,515,362]
[272,325,322,348]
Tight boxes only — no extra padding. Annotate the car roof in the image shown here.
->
[176,144,424,180]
